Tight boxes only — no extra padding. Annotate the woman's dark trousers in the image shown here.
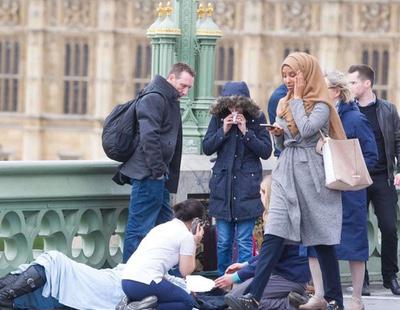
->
[244,234,343,308]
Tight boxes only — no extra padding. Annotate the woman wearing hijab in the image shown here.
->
[202,81,272,276]
[304,71,378,310]
[225,53,346,310]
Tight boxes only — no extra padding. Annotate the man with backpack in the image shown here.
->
[120,62,196,262]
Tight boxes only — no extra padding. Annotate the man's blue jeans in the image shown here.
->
[216,218,255,275]
[122,279,194,310]
[122,178,172,262]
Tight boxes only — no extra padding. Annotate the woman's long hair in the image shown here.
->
[260,175,272,222]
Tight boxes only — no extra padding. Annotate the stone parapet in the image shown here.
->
[0,159,398,283]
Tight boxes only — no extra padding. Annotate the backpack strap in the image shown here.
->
[130,90,168,133]
[136,90,167,104]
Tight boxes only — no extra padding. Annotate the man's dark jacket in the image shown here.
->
[267,84,287,157]
[374,98,400,181]
[120,75,182,193]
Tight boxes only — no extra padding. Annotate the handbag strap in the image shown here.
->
[353,140,360,177]
[316,130,329,155]
[319,129,329,141]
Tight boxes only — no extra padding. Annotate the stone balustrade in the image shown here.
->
[0,159,399,282]
[0,161,130,275]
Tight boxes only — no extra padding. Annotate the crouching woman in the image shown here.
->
[121,199,205,310]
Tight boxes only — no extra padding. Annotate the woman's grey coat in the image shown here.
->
[202,97,272,221]
[266,99,342,246]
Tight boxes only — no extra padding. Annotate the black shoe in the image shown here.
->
[0,274,18,290]
[225,293,258,310]
[326,300,344,310]
[361,281,371,296]
[288,291,309,308]
[0,266,45,307]
[383,276,400,295]
[126,295,158,310]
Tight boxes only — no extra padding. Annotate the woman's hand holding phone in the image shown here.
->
[193,224,204,246]
[236,113,247,135]
[223,114,234,134]
[260,123,284,136]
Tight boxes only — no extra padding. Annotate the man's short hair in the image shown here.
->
[348,64,375,87]
[169,62,196,78]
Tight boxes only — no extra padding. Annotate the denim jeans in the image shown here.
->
[122,279,194,310]
[14,287,65,309]
[216,218,256,275]
[122,178,172,262]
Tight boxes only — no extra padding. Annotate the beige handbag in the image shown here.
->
[316,131,372,191]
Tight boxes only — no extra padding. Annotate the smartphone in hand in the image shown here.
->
[260,123,279,130]
[191,218,203,234]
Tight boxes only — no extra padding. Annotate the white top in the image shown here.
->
[122,218,196,284]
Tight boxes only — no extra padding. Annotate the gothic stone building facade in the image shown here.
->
[0,0,399,160]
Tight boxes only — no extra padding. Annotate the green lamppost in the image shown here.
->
[146,1,221,154]
[194,3,222,139]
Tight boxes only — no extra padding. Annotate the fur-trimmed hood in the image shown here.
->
[210,96,261,118]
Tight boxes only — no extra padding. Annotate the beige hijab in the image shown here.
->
[277,52,346,140]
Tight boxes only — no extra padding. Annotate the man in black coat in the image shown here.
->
[121,63,195,262]
[348,64,400,295]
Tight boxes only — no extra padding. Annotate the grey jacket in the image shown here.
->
[120,75,182,193]
[375,98,400,181]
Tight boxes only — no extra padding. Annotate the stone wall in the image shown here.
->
[0,0,400,160]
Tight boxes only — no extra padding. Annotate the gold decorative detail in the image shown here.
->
[164,1,173,16]
[197,3,206,19]
[196,29,223,36]
[156,2,164,17]
[206,3,214,17]
[147,27,182,35]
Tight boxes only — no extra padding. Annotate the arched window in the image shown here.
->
[132,42,151,96]
[215,43,235,96]
[0,38,20,112]
[63,38,89,114]
[283,43,311,59]
[362,46,389,99]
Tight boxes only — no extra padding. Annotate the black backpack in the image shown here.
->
[102,90,165,162]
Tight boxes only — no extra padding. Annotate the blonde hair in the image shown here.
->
[260,175,272,222]
[325,70,352,103]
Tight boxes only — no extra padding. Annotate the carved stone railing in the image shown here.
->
[0,160,399,282]
[0,161,130,276]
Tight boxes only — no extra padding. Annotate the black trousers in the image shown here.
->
[244,234,343,307]
[366,174,399,282]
